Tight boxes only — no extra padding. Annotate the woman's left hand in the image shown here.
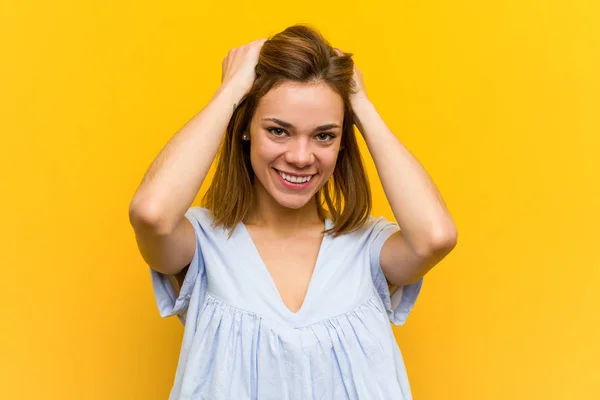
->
[349,64,369,107]
[334,48,370,107]
[334,48,370,133]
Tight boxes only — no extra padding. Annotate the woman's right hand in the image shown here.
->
[219,38,268,104]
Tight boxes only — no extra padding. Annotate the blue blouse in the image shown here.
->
[150,207,424,399]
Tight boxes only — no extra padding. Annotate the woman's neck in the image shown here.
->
[245,182,323,233]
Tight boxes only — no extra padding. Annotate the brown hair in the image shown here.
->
[202,24,372,237]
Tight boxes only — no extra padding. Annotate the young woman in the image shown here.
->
[130,25,457,400]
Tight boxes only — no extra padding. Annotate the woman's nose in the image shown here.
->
[285,140,314,168]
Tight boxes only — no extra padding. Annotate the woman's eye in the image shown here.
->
[316,132,335,141]
[267,127,287,137]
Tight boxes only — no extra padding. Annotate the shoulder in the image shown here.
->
[184,207,228,237]
[185,206,214,223]
[353,215,399,237]
[330,214,399,246]
[367,215,400,236]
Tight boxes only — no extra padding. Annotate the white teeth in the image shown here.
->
[277,170,313,184]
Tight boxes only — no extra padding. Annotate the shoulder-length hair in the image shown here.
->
[202,24,372,238]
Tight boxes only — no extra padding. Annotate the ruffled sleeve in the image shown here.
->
[368,216,424,326]
[149,207,206,325]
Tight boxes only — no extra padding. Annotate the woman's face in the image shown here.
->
[248,81,345,210]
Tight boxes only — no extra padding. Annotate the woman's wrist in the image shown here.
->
[214,82,247,110]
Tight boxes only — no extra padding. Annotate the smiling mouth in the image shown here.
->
[273,168,316,184]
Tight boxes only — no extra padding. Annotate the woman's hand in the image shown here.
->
[334,48,370,133]
[349,64,369,107]
[219,38,268,104]
[334,48,370,107]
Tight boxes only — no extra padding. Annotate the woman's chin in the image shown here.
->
[275,198,310,210]
[271,192,314,210]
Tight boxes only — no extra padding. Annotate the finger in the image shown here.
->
[249,38,267,47]
[226,50,235,71]
[253,38,268,47]
[221,56,228,82]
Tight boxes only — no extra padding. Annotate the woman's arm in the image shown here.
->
[129,85,239,233]
[129,39,267,234]
[350,64,458,287]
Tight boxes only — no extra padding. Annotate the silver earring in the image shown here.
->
[242,134,249,141]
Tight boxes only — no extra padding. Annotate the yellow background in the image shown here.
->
[2,0,598,398]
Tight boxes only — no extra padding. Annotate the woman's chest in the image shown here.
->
[248,231,324,314]
[202,227,375,324]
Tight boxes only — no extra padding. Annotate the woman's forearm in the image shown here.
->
[129,84,241,234]
[353,98,457,253]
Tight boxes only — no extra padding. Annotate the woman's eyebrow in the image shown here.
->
[262,117,340,131]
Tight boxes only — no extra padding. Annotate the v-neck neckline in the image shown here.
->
[239,217,331,317]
